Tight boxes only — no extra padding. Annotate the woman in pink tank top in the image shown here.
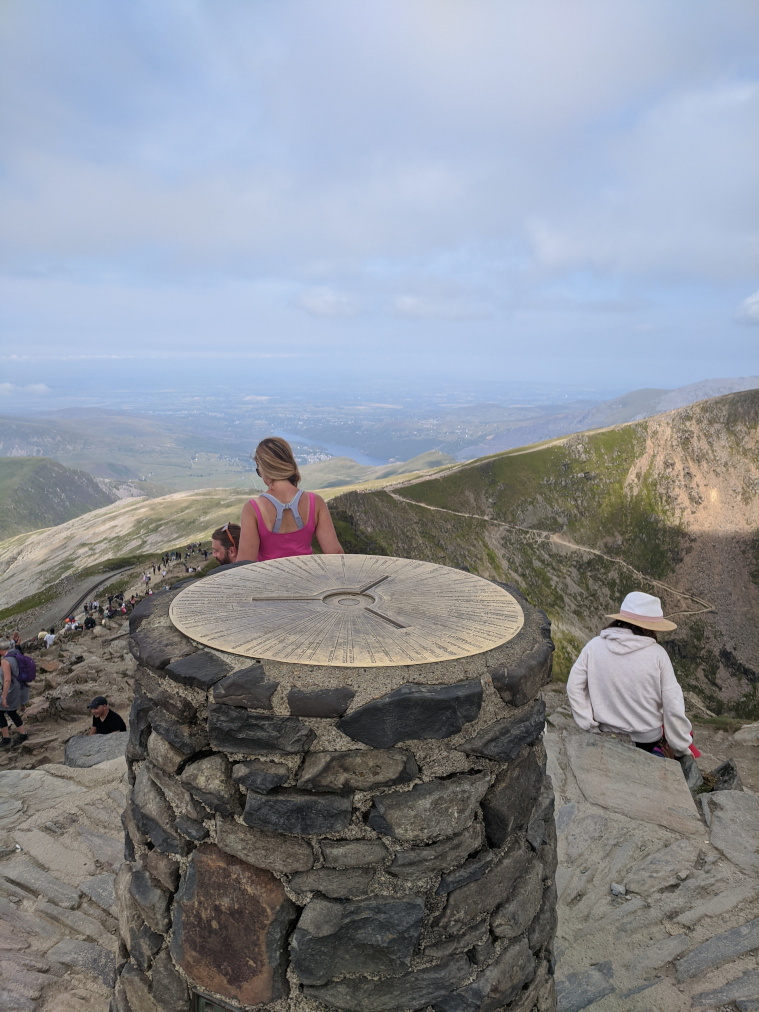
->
[237,437,344,563]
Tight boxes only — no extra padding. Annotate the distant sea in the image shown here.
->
[275,433,386,467]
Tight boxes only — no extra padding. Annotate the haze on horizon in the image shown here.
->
[0,0,757,411]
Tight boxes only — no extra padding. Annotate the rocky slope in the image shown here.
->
[330,391,759,717]
[0,459,119,540]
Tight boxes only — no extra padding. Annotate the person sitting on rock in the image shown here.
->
[0,639,30,748]
[86,696,126,735]
[567,592,693,758]
[211,522,240,566]
[238,436,343,562]
[83,614,96,630]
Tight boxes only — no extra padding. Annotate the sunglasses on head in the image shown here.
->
[222,521,238,550]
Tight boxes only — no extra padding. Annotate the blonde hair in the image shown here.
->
[254,437,301,485]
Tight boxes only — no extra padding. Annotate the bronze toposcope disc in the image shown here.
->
[169,554,524,667]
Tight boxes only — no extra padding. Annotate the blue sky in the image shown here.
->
[0,0,757,407]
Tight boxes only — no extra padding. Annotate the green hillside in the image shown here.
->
[330,390,759,717]
[300,450,456,489]
[0,457,118,539]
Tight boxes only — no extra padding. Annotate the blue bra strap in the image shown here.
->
[260,489,305,533]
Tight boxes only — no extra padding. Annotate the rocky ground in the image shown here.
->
[0,619,757,1010]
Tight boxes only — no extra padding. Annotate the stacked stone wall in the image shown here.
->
[113,578,558,1012]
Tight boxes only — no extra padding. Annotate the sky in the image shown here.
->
[0,0,758,409]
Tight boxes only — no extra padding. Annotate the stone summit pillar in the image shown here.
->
[114,555,558,1012]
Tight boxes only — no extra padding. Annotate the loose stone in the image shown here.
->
[212,663,279,710]
[243,788,353,835]
[338,681,483,747]
[290,895,426,985]
[298,748,418,792]
[215,815,315,874]
[171,845,296,1007]
[288,686,355,717]
[208,705,315,754]
[368,772,490,842]
[458,700,545,763]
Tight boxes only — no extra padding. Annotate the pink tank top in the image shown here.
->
[250,491,317,562]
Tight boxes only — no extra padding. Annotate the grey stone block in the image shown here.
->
[180,754,241,815]
[80,873,117,916]
[491,857,543,939]
[458,700,545,763]
[289,866,375,898]
[144,850,180,892]
[436,848,493,895]
[321,839,390,868]
[131,765,191,856]
[675,917,759,982]
[175,814,209,841]
[528,880,558,954]
[434,937,535,1012]
[490,641,553,707]
[232,760,289,793]
[389,822,483,878]
[290,895,426,984]
[148,762,202,820]
[555,961,614,1012]
[0,988,35,1011]
[147,731,186,774]
[127,685,154,762]
[208,704,315,754]
[288,686,355,717]
[1,861,81,908]
[149,709,208,757]
[137,667,198,723]
[709,791,759,872]
[710,757,743,791]
[130,626,195,670]
[65,731,128,768]
[693,969,759,1006]
[368,772,490,842]
[165,651,230,689]
[243,788,353,835]
[216,815,314,873]
[423,920,489,960]
[437,843,530,934]
[338,680,483,747]
[48,938,116,987]
[212,663,278,710]
[298,748,418,792]
[303,956,472,1011]
[151,949,191,1012]
[481,747,543,847]
[129,867,172,933]
[527,779,555,852]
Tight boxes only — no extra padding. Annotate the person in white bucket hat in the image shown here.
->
[566,592,692,757]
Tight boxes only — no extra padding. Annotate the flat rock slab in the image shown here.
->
[80,873,117,916]
[675,918,759,982]
[556,960,614,1012]
[47,938,116,987]
[0,769,84,818]
[1,861,81,908]
[64,731,128,768]
[564,733,702,836]
[708,791,759,873]
[693,969,759,1006]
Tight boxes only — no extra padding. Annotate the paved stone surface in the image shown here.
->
[337,680,483,747]
[693,969,759,1006]
[208,704,315,754]
[675,918,759,981]
[368,772,490,841]
[64,733,128,768]
[212,663,278,710]
[708,790,759,872]
[564,733,703,835]
[1,861,81,908]
[297,748,418,792]
[171,844,296,1006]
[47,937,116,987]
[80,873,117,916]
[290,895,425,984]
[625,839,700,895]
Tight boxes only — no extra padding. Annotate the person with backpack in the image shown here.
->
[0,638,35,748]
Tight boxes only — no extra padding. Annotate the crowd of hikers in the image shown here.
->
[0,436,697,769]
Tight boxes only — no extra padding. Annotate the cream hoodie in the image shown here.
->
[567,628,692,756]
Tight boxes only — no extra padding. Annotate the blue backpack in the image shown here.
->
[7,649,36,684]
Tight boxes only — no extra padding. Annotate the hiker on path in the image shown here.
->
[567,592,693,757]
[0,639,30,748]
[237,437,343,562]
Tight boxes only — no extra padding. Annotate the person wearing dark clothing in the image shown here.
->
[86,696,126,734]
[84,615,96,630]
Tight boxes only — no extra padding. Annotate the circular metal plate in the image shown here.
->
[169,555,524,667]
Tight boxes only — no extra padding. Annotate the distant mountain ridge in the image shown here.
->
[330,389,759,718]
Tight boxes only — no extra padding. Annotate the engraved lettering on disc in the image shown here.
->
[169,555,524,667]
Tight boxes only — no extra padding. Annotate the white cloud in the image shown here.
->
[298,287,359,317]
[0,382,50,395]
[736,289,759,324]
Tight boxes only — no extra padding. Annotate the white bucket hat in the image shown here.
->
[606,591,677,632]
